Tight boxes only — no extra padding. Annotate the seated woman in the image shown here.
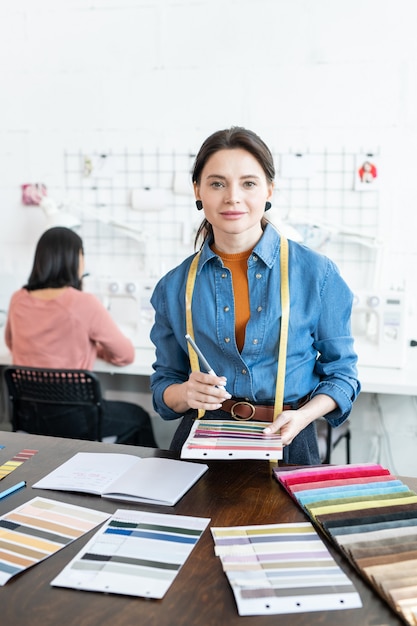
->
[4,226,157,447]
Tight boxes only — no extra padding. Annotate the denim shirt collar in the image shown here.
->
[197,223,281,273]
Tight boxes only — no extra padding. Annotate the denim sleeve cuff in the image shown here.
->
[152,385,186,421]
[310,380,357,427]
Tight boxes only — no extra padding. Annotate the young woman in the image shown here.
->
[150,126,360,464]
[5,226,156,447]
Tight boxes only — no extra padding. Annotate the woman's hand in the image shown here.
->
[263,410,306,446]
[263,394,338,446]
[184,371,231,410]
[163,371,231,414]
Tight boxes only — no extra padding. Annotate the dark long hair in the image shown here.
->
[192,127,276,248]
[25,227,84,291]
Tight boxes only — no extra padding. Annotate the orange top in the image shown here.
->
[212,246,251,352]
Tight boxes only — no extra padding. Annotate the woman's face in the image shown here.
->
[194,148,274,244]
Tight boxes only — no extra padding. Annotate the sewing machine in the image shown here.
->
[351,291,408,368]
[85,276,156,349]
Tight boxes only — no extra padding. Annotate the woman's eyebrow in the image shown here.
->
[205,174,261,180]
[206,174,226,180]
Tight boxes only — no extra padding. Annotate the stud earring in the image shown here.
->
[264,201,272,211]
[195,200,203,211]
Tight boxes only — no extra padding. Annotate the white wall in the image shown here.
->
[2,0,417,284]
[1,0,417,469]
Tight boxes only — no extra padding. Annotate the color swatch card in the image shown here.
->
[0,497,110,585]
[274,463,417,626]
[51,509,210,599]
[211,522,362,616]
[181,420,283,460]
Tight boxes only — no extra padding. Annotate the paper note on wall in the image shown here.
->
[280,154,317,179]
[130,188,169,211]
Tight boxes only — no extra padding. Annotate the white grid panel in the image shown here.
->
[63,148,380,290]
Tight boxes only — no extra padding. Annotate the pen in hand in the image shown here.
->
[185,334,228,391]
[0,480,26,501]
[185,334,218,376]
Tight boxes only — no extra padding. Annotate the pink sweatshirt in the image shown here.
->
[4,287,135,370]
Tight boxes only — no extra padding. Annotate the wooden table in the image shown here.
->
[0,431,408,626]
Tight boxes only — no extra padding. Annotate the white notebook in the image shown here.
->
[33,452,208,506]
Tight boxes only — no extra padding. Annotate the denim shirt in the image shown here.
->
[150,223,360,427]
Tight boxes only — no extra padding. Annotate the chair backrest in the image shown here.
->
[316,416,351,464]
[3,366,103,441]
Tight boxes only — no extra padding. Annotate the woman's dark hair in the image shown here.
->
[25,227,84,291]
[192,127,276,247]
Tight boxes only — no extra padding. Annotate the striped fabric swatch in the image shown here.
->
[51,509,210,599]
[0,497,110,585]
[0,449,38,480]
[211,522,361,616]
[181,420,282,460]
[274,463,417,626]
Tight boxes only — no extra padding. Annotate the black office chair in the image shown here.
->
[3,366,104,441]
[316,417,351,464]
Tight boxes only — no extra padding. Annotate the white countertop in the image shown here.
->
[1,340,416,396]
[0,342,155,377]
[94,347,156,377]
[358,349,417,395]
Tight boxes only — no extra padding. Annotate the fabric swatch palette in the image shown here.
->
[181,420,283,460]
[274,463,417,626]
[211,522,362,616]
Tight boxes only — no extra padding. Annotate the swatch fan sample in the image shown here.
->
[52,509,210,599]
[0,497,110,585]
[211,522,361,616]
[274,463,417,626]
[0,448,38,480]
[181,420,282,460]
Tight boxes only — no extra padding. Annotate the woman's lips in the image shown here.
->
[220,211,246,219]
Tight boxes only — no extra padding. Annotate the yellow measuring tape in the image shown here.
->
[274,234,289,417]
[185,251,205,419]
[185,235,290,420]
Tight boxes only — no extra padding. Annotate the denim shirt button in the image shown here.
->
[224,337,231,343]
[224,306,230,312]
[255,273,262,279]
[253,339,258,344]
[252,255,258,261]
[241,369,247,374]
[221,273,227,278]
[257,306,263,312]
